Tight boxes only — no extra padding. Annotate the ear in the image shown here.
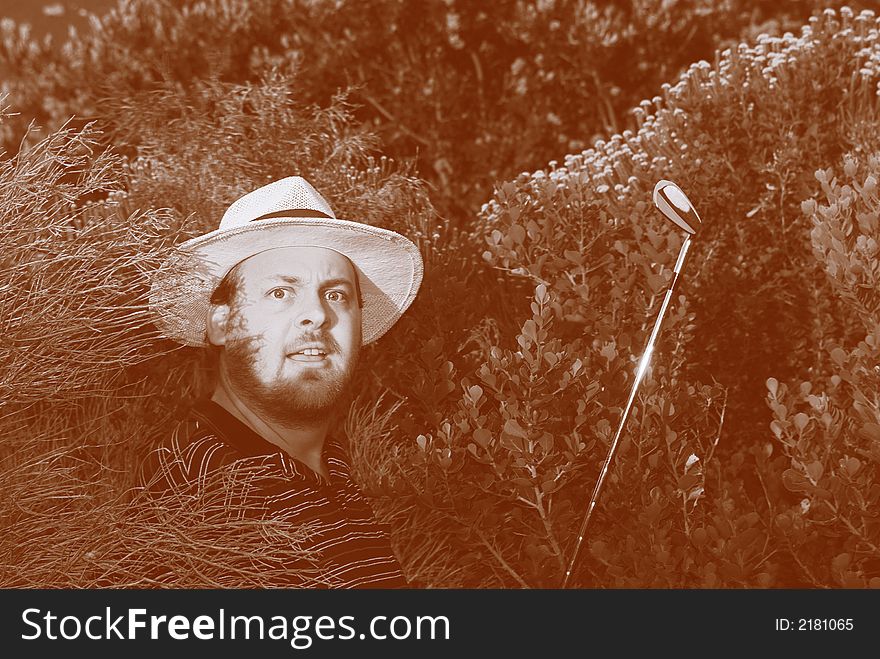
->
[206,304,230,346]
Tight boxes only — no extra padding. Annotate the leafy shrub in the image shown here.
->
[4,2,880,589]
[483,5,880,440]
[3,0,872,221]
[453,6,880,585]
[760,153,880,588]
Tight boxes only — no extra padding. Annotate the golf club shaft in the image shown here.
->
[561,236,691,588]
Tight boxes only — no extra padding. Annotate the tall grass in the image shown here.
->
[0,75,443,585]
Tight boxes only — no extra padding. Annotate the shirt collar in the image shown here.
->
[192,398,283,458]
[191,398,350,485]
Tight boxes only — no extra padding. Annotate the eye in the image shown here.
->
[269,288,292,300]
[325,290,348,303]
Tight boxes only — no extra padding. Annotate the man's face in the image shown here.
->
[209,246,362,426]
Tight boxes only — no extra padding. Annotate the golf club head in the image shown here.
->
[653,180,702,235]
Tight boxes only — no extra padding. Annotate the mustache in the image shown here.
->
[286,331,343,354]
[221,330,358,428]
[226,331,344,354]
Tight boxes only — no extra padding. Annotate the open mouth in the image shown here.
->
[287,347,329,363]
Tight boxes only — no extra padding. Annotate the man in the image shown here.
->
[143,176,423,588]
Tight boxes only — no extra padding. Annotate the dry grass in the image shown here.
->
[0,445,332,588]
[0,118,180,409]
[0,102,445,587]
[0,111,331,587]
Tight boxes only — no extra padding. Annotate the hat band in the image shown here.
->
[251,209,334,221]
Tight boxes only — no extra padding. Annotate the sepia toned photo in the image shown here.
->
[2,0,879,593]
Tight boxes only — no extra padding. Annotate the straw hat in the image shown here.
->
[149,177,423,346]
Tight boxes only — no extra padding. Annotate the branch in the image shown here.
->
[474,527,531,589]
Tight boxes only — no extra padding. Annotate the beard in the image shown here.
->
[222,333,358,428]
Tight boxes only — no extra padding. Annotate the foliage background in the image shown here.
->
[2,0,880,588]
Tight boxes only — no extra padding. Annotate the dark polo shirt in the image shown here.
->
[141,399,408,589]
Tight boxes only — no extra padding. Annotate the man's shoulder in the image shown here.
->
[140,405,242,495]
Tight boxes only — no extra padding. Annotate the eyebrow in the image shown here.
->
[265,272,365,309]
[268,275,355,290]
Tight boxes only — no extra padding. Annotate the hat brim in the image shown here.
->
[149,217,423,346]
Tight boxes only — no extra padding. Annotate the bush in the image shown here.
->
[759,153,880,588]
[3,2,880,588]
[483,5,880,441]
[3,1,873,221]
[461,6,880,585]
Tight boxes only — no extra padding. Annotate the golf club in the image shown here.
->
[561,180,701,588]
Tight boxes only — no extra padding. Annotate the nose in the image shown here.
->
[295,291,329,328]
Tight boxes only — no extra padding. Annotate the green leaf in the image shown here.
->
[844,456,861,477]
[600,342,617,363]
[770,420,783,438]
[541,479,559,493]
[503,418,528,438]
[521,319,538,343]
[677,474,701,491]
[832,553,851,570]
[646,272,666,293]
[781,468,812,494]
[563,249,584,264]
[858,423,880,442]
[538,432,553,453]
[509,223,526,244]
[805,460,824,483]
[473,428,492,448]
[774,513,792,531]
[535,283,548,303]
